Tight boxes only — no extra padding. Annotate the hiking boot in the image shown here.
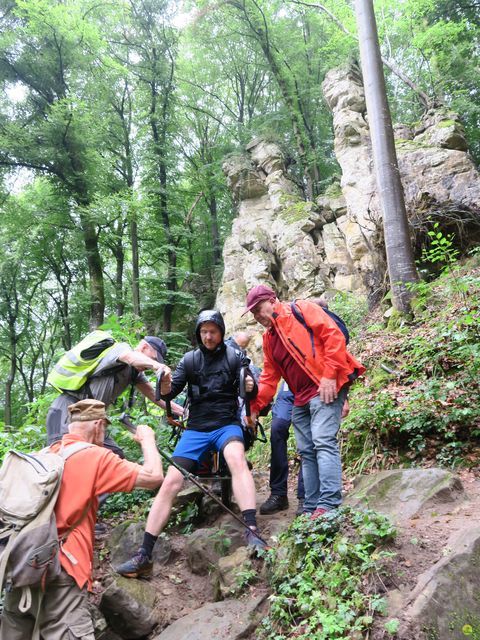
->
[259,494,289,515]
[310,507,328,520]
[295,499,305,517]
[115,549,153,579]
[244,527,268,550]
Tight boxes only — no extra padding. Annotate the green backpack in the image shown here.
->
[47,330,116,393]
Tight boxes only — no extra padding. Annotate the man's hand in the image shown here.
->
[171,402,184,417]
[245,375,254,393]
[244,411,258,429]
[318,377,337,404]
[133,424,156,444]
[341,399,350,419]
[157,366,172,395]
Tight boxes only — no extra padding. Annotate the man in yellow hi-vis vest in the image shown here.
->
[46,336,182,458]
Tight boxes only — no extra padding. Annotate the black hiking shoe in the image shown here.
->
[115,549,153,579]
[259,494,289,515]
[244,527,268,550]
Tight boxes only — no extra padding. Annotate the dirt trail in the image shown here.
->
[93,467,480,638]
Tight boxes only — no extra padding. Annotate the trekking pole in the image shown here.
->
[119,413,270,548]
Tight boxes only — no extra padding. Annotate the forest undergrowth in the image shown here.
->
[1,255,479,640]
[340,250,480,477]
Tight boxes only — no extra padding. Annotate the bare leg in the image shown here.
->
[222,441,256,511]
[145,466,184,535]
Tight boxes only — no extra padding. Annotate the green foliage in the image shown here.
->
[385,618,400,635]
[0,0,478,428]
[258,506,395,640]
[167,501,200,535]
[101,489,155,520]
[0,424,46,462]
[421,223,459,268]
[343,261,480,470]
[233,564,256,593]
[329,292,369,340]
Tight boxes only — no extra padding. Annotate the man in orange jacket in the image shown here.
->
[244,285,365,517]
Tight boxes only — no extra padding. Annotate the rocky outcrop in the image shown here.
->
[213,546,252,599]
[217,65,480,336]
[108,522,172,569]
[186,525,244,575]
[348,469,480,640]
[99,576,158,639]
[347,468,464,523]
[151,594,268,640]
[401,527,480,639]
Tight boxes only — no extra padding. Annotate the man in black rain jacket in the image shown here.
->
[116,310,267,579]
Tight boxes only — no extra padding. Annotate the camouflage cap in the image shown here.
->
[68,399,111,424]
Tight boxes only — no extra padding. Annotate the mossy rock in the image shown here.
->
[347,468,464,523]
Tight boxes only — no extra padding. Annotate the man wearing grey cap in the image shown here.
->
[0,399,163,640]
[46,335,182,457]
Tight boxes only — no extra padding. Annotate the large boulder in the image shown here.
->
[99,576,158,639]
[347,468,464,523]
[400,527,480,639]
[186,525,245,575]
[213,546,252,600]
[216,65,480,346]
[107,522,172,569]
[151,594,268,640]
[89,604,123,639]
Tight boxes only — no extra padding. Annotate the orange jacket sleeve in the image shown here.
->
[296,299,347,379]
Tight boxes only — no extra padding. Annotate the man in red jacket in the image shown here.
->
[245,285,365,517]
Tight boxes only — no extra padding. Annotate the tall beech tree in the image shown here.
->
[0,0,115,327]
[355,0,418,313]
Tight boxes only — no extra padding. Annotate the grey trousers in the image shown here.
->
[0,569,95,640]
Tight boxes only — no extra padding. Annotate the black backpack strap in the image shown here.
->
[225,345,241,379]
[183,349,203,401]
[291,301,316,357]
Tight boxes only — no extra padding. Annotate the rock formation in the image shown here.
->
[216,64,480,337]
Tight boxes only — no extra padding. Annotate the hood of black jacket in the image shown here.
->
[195,309,226,345]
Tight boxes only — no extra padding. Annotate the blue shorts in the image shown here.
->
[172,425,244,463]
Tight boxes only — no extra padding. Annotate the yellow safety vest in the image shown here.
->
[47,331,116,393]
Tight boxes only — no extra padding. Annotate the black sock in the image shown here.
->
[141,532,158,557]
[242,509,257,529]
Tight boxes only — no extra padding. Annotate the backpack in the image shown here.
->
[0,441,94,596]
[290,301,350,357]
[47,330,117,393]
[182,347,260,450]
[182,345,241,401]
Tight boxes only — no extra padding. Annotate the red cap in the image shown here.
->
[242,284,276,315]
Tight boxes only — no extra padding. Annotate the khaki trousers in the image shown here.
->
[0,569,94,640]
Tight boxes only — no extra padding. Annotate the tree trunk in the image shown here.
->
[113,219,125,317]
[355,0,418,313]
[130,215,141,317]
[4,345,15,427]
[80,211,105,328]
[207,194,221,266]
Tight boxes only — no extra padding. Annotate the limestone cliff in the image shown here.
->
[216,64,480,337]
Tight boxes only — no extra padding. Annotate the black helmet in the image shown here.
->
[195,309,226,344]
